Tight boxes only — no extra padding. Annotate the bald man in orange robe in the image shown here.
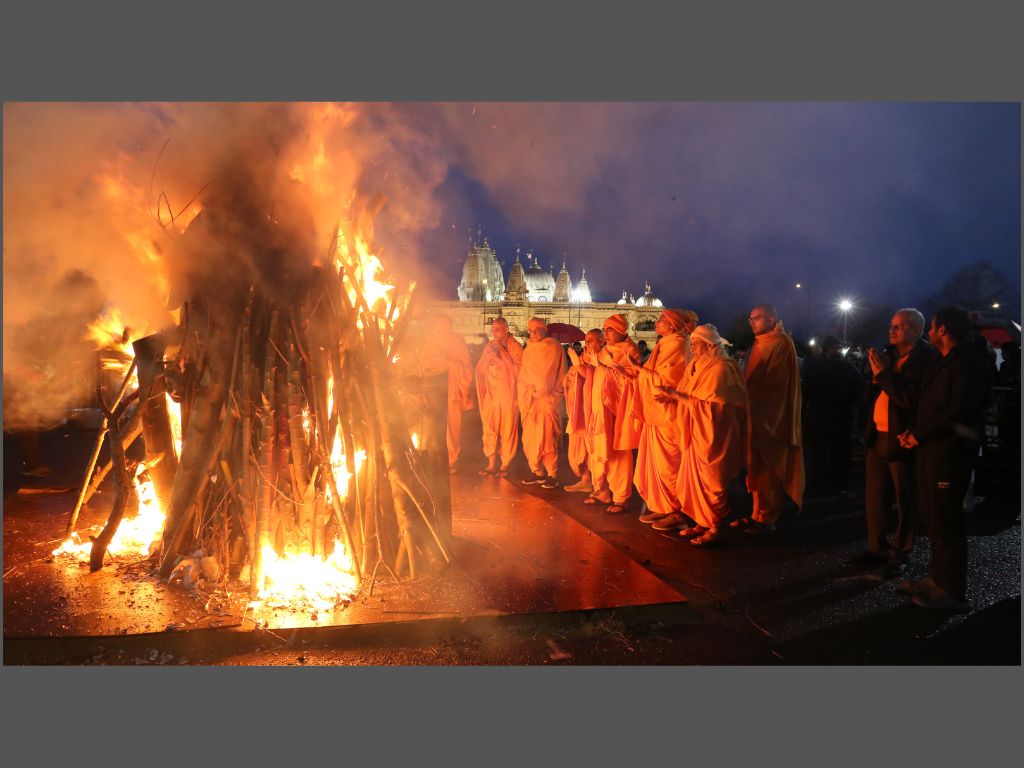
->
[628,309,697,527]
[518,317,568,488]
[583,313,641,513]
[657,324,750,547]
[733,304,804,536]
[562,329,604,494]
[475,317,523,477]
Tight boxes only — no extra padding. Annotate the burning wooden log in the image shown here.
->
[156,298,239,578]
[88,393,136,571]
[133,333,178,512]
[66,360,138,539]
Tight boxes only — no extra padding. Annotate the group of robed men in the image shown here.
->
[409,302,991,608]
[432,306,805,549]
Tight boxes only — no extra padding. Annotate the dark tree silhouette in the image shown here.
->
[923,260,1020,315]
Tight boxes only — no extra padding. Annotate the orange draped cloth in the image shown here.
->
[633,332,690,514]
[676,353,750,528]
[563,361,592,478]
[590,339,641,503]
[743,323,804,519]
[475,335,523,470]
[518,336,568,477]
[437,330,474,465]
[395,327,474,466]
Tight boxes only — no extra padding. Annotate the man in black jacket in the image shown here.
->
[897,306,993,612]
[861,309,936,576]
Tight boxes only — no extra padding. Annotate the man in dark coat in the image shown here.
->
[861,309,937,575]
[897,306,993,612]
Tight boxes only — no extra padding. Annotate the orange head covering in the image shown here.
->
[659,309,687,332]
[604,313,628,336]
[690,323,725,347]
[660,309,699,333]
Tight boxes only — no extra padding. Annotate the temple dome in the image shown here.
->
[457,233,505,301]
[634,281,663,308]
[616,290,630,306]
[553,256,573,303]
[506,246,527,301]
[523,252,555,302]
[572,267,592,303]
[457,248,484,301]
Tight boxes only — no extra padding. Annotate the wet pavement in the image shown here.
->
[2,420,1020,665]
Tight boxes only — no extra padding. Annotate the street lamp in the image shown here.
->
[992,302,1001,310]
[838,298,854,343]
[795,282,810,334]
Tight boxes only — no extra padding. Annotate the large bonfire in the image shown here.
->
[50,105,453,614]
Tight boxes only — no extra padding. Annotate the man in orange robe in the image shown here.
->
[430,314,474,471]
[562,329,604,493]
[628,309,697,528]
[732,304,804,536]
[657,324,750,547]
[583,313,641,513]
[475,317,523,477]
[518,317,568,488]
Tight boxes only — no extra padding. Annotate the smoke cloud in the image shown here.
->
[4,102,1018,429]
[3,103,452,430]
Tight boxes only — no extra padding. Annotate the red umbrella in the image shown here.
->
[546,322,585,343]
[979,327,1014,348]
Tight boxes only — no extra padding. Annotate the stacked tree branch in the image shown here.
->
[141,243,452,599]
[66,218,453,604]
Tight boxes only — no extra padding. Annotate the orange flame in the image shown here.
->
[86,307,138,388]
[166,394,182,460]
[53,463,166,560]
[252,539,359,614]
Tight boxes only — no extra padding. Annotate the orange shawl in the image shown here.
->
[635,331,690,428]
[564,359,594,435]
[596,339,642,451]
[743,323,804,507]
[517,336,567,417]
[475,335,523,415]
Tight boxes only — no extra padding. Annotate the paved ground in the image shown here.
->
[3,416,1020,665]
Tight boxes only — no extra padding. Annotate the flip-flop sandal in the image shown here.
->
[691,531,726,548]
[478,468,497,476]
[583,497,601,505]
[605,504,626,514]
[729,517,756,530]
[679,525,709,539]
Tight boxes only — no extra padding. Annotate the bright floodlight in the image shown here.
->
[838,299,853,312]
[992,302,1000,309]
[808,338,816,346]
[795,283,802,289]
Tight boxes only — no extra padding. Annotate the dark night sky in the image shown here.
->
[382,102,1020,338]
[4,102,1019,371]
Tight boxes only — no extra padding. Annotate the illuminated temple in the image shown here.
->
[430,231,670,346]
